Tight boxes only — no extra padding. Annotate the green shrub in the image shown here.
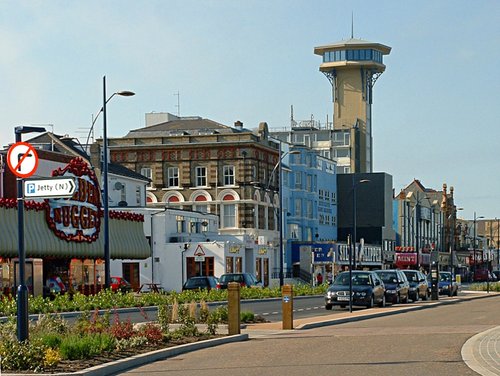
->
[38,332,62,348]
[59,333,116,360]
[240,311,255,323]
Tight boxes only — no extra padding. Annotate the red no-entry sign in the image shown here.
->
[6,141,39,178]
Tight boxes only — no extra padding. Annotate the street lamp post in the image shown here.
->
[266,144,299,287]
[14,125,46,342]
[101,76,135,289]
[352,175,369,269]
[473,212,484,280]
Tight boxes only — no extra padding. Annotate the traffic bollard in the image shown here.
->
[227,282,241,335]
[282,284,293,330]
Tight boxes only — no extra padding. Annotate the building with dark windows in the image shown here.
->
[336,172,395,268]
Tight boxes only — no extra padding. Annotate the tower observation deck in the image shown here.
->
[314,38,391,173]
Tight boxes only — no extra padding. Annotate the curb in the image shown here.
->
[2,334,249,376]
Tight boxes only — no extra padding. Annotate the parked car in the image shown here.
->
[182,276,219,291]
[325,271,386,310]
[492,270,500,281]
[428,271,459,296]
[110,276,133,293]
[374,269,410,304]
[402,270,429,301]
[217,273,262,289]
[473,269,496,282]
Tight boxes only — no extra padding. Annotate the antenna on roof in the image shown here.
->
[351,11,354,38]
[174,91,180,117]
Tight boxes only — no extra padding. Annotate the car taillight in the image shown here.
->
[216,283,221,289]
[241,282,246,287]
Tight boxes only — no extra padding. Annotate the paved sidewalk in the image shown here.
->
[243,291,500,376]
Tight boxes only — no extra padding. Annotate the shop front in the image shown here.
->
[0,157,150,297]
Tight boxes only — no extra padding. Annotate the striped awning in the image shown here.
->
[0,207,150,259]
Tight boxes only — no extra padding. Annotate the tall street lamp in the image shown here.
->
[14,125,46,341]
[449,207,463,274]
[352,176,369,269]
[101,76,135,289]
[267,143,299,287]
[473,212,484,279]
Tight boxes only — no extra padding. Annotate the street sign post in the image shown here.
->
[24,177,76,198]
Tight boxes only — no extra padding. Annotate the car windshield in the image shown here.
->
[403,271,418,282]
[440,273,452,282]
[333,273,371,286]
[377,272,398,284]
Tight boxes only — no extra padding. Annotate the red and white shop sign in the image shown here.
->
[395,252,418,267]
[45,158,102,242]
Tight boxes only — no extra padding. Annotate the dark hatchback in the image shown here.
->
[216,273,262,289]
[402,270,429,301]
[325,271,386,309]
[428,271,459,296]
[374,269,410,304]
[182,276,219,291]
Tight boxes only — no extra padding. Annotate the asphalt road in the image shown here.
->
[117,295,500,376]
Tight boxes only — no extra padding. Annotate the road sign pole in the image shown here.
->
[16,176,29,342]
[11,127,46,342]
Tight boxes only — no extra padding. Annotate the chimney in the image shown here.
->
[234,121,243,130]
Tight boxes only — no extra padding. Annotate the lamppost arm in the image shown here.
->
[85,90,135,149]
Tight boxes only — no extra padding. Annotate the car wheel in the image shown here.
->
[367,296,374,308]
[325,304,333,310]
[378,295,386,308]
[448,290,452,297]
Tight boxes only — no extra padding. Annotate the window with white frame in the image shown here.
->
[167,167,179,187]
[195,166,207,187]
[289,223,300,239]
[223,165,235,186]
[222,194,236,228]
[306,201,313,218]
[141,167,153,188]
[306,174,312,191]
[295,172,302,189]
[294,198,302,217]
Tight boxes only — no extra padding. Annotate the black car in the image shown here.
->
[182,276,219,291]
[402,270,429,301]
[374,269,410,304]
[325,271,386,309]
[216,273,262,289]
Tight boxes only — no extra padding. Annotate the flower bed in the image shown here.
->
[0,301,227,373]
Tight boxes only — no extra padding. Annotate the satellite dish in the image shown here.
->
[114,182,124,190]
[118,201,128,207]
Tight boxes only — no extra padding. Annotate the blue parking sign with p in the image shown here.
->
[27,183,36,194]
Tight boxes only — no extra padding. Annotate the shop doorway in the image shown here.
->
[186,257,214,278]
[122,263,140,291]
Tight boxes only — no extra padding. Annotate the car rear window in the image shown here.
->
[185,278,207,288]
[377,272,398,284]
[220,274,244,283]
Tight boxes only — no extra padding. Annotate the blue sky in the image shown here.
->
[1,0,499,220]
